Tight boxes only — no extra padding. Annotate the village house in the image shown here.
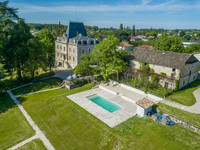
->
[127,48,200,89]
[118,42,133,51]
[55,21,99,69]
[135,45,153,50]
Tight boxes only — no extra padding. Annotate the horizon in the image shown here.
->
[9,0,200,29]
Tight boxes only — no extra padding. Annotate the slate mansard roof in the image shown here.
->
[127,48,199,69]
[69,34,99,45]
[66,21,87,43]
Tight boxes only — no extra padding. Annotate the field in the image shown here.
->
[17,84,200,150]
[16,139,47,150]
[0,95,34,150]
[12,78,62,95]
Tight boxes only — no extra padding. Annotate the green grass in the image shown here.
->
[17,83,200,150]
[157,103,200,128]
[12,78,62,96]
[0,70,55,90]
[167,80,200,106]
[16,139,47,150]
[0,95,35,150]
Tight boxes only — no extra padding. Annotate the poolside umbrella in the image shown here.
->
[67,75,72,80]
[72,74,77,79]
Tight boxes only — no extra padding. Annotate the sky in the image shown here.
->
[8,0,200,29]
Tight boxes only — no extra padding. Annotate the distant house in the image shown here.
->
[126,48,200,89]
[118,42,133,51]
[135,45,153,50]
[130,36,142,42]
[55,21,99,69]
[182,41,200,47]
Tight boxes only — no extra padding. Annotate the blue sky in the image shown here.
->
[9,0,200,29]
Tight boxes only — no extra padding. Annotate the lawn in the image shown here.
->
[157,103,200,128]
[17,83,200,150]
[12,78,62,96]
[16,139,47,150]
[0,95,35,150]
[167,80,200,106]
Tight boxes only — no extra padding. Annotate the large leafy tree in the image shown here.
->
[154,34,184,52]
[2,18,32,80]
[74,54,94,76]
[25,37,43,78]
[92,35,128,80]
[38,29,55,70]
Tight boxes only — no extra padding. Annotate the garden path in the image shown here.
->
[7,90,55,150]
[161,87,200,114]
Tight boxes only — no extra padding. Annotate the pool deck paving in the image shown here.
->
[67,88,137,127]
[67,83,162,127]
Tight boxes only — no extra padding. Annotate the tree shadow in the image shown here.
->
[0,94,17,114]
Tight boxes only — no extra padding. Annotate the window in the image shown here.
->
[73,57,75,62]
[183,81,185,85]
[63,47,65,51]
[69,48,71,52]
[194,76,196,80]
[73,48,75,53]
[57,52,59,57]
[60,46,62,50]
[172,68,176,72]
[57,45,59,49]
[82,49,84,54]
[69,56,71,60]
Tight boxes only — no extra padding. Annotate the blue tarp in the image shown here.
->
[152,113,175,126]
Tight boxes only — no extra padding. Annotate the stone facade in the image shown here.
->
[55,21,99,69]
[127,49,200,90]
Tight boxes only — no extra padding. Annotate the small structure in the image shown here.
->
[136,98,155,117]
[130,36,142,42]
[118,42,133,51]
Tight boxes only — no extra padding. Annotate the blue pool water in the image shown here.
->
[87,95,121,113]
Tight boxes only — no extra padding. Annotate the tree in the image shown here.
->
[180,30,185,37]
[38,29,55,71]
[25,37,43,78]
[120,24,123,30]
[132,25,136,36]
[74,54,94,76]
[1,18,32,80]
[149,31,157,37]
[154,35,184,52]
[91,36,128,80]
[114,30,131,41]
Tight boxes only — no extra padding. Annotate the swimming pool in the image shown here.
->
[87,94,121,113]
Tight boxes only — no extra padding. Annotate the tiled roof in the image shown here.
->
[135,45,153,50]
[136,98,155,109]
[66,21,87,42]
[130,36,142,40]
[126,49,199,69]
[119,42,133,47]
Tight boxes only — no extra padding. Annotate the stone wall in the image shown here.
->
[161,111,200,135]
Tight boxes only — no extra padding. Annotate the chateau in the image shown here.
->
[55,21,99,69]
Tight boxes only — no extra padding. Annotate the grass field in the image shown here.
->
[0,95,34,150]
[167,80,200,106]
[16,139,47,150]
[157,103,200,128]
[12,78,62,96]
[17,84,200,150]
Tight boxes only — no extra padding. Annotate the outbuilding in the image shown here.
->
[136,98,155,117]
